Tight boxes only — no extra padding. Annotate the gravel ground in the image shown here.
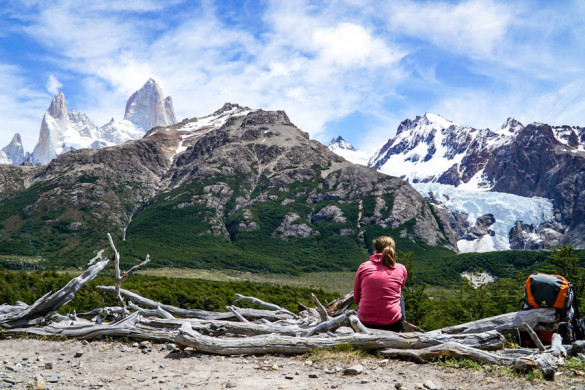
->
[0,338,584,389]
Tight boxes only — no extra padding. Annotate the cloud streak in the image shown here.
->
[0,0,584,153]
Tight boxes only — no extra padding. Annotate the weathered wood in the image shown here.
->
[8,313,175,342]
[128,302,174,319]
[96,286,294,322]
[432,308,557,335]
[348,314,369,334]
[326,291,354,317]
[175,322,505,355]
[566,340,585,356]
[549,333,566,357]
[108,233,150,310]
[233,294,296,317]
[311,293,329,322]
[0,302,29,315]
[378,342,538,371]
[141,317,308,337]
[305,311,353,337]
[522,322,546,352]
[226,306,249,323]
[0,258,110,328]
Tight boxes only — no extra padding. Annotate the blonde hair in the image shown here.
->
[374,236,396,269]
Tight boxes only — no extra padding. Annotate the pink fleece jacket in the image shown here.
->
[353,253,407,325]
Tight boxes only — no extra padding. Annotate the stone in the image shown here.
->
[5,364,18,372]
[225,379,237,388]
[44,362,53,369]
[308,372,320,378]
[32,373,46,390]
[343,364,363,376]
[394,383,402,389]
[45,375,59,383]
[74,350,83,358]
[423,379,440,389]
[285,374,294,380]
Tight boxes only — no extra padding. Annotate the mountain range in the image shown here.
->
[328,113,585,252]
[0,103,456,273]
[0,78,176,165]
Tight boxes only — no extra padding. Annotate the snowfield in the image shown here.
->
[412,182,555,252]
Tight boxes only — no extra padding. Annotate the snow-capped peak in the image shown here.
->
[0,133,25,165]
[497,117,524,135]
[168,103,255,159]
[327,136,372,166]
[421,112,454,128]
[124,78,177,131]
[328,136,356,151]
[30,79,177,165]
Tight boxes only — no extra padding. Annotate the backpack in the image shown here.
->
[521,273,585,344]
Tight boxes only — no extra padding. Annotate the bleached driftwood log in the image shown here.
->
[96,286,293,322]
[0,258,110,328]
[305,311,356,336]
[128,302,174,319]
[311,293,330,322]
[233,294,296,317]
[175,322,505,355]
[430,308,557,335]
[8,313,176,342]
[522,321,546,352]
[107,233,150,311]
[378,342,539,371]
[325,291,354,317]
[141,317,308,337]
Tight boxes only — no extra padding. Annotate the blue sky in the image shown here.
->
[1,0,585,154]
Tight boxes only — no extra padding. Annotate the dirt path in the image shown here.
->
[0,338,582,389]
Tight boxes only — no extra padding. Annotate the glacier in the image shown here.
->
[412,182,555,252]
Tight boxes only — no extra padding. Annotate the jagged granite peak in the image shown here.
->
[369,113,512,187]
[498,117,524,134]
[124,78,177,131]
[0,133,25,165]
[47,92,68,121]
[328,136,356,151]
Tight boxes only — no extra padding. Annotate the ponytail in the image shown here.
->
[382,246,396,269]
[374,236,396,269]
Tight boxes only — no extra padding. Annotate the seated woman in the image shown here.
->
[353,236,407,331]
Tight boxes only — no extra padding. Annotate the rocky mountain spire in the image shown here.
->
[124,78,177,131]
[0,133,25,165]
[47,92,68,122]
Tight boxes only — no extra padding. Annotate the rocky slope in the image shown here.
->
[332,114,585,251]
[0,105,457,271]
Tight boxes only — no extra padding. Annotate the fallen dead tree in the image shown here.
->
[0,258,109,328]
[0,235,578,379]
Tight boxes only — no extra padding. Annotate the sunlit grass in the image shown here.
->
[0,255,46,264]
[136,268,355,294]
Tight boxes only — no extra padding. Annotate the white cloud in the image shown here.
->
[45,74,62,95]
[385,0,515,59]
[4,0,585,156]
[0,64,47,150]
[312,23,400,67]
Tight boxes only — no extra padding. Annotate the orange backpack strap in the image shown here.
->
[553,274,570,309]
[525,274,538,308]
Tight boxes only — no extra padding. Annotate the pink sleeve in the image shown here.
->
[402,266,408,289]
[353,266,362,304]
